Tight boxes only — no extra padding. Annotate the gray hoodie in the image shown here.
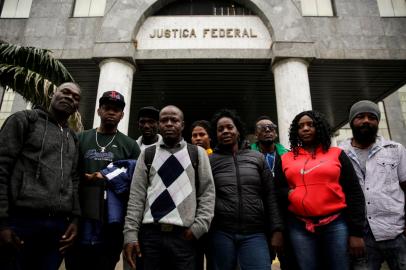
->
[0,109,80,226]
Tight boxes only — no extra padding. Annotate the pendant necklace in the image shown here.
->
[95,130,117,152]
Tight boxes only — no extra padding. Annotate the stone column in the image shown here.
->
[384,90,406,146]
[0,85,4,106]
[272,58,312,147]
[93,58,135,135]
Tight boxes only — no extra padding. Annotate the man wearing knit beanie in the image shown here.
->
[349,100,381,125]
[340,100,406,270]
[348,100,381,147]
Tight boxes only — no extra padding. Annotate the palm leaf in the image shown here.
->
[0,42,73,107]
[0,42,83,132]
[0,63,55,106]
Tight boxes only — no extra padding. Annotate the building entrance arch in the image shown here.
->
[90,0,314,145]
[85,0,406,145]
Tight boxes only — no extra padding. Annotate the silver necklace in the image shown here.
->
[95,130,117,152]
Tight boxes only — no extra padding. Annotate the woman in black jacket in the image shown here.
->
[207,109,283,270]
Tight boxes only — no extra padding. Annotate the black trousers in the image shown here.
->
[65,223,123,270]
[140,224,197,270]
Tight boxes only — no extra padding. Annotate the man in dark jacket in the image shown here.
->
[136,106,162,151]
[0,82,81,270]
[251,116,298,270]
[250,116,288,175]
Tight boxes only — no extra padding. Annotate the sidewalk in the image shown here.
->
[60,257,391,270]
[59,256,279,270]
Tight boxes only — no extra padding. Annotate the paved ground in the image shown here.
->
[59,258,123,270]
[60,257,391,270]
[59,257,276,270]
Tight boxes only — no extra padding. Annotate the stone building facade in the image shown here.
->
[0,0,405,145]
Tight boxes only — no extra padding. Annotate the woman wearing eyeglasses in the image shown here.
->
[274,110,366,270]
[207,109,283,270]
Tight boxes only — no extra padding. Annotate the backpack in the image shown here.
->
[144,143,199,190]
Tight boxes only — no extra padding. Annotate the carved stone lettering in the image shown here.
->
[148,28,258,39]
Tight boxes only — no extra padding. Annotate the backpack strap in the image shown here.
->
[22,109,39,142]
[186,143,199,171]
[23,109,39,123]
[186,143,199,192]
[144,145,157,180]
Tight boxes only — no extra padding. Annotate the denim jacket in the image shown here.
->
[101,159,136,224]
[340,136,406,241]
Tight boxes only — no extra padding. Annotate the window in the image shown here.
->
[0,88,15,127]
[301,0,334,16]
[213,5,253,16]
[156,0,252,16]
[73,0,106,17]
[0,0,32,18]
[377,0,406,17]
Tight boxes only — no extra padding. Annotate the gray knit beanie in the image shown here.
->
[349,100,380,124]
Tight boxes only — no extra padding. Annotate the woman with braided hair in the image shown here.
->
[274,110,366,270]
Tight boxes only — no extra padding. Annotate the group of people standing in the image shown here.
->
[0,82,405,270]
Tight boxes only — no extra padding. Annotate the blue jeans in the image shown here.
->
[208,230,271,270]
[288,215,349,270]
[351,230,406,270]
[4,216,69,270]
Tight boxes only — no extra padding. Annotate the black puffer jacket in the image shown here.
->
[209,148,283,234]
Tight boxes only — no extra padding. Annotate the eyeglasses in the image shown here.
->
[256,124,277,132]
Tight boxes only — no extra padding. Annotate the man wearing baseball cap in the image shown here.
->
[99,90,126,109]
[340,100,406,270]
[136,106,162,151]
[66,90,140,270]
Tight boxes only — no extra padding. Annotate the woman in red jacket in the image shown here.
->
[274,110,365,270]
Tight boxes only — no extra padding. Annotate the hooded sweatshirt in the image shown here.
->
[0,108,80,226]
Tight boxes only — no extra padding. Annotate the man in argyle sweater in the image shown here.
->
[124,105,215,270]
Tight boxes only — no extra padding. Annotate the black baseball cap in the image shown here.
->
[99,91,125,109]
[138,106,160,120]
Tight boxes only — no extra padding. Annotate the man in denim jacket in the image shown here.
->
[340,100,406,270]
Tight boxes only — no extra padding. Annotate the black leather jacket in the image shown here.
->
[209,148,283,234]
